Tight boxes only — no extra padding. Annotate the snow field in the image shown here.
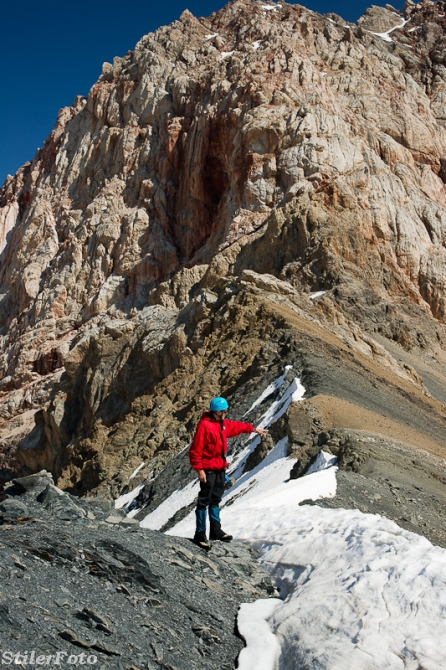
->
[170,437,446,669]
[262,510,446,670]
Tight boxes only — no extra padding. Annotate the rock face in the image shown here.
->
[2,0,446,496]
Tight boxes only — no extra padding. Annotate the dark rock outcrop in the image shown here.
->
[0,473,274,670]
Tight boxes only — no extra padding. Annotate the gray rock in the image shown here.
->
[11,471,54,496]
[0,484,274,670]
[0,498,29,523]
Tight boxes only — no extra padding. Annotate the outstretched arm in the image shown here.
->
[225,420,268,438]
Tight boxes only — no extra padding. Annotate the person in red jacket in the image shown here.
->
[189,396,267,549]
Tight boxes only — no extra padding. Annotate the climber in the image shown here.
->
[189,397,267,549]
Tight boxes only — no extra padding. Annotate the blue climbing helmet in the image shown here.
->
[210,397,229,412]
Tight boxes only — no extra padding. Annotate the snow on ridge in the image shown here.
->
[306,450,337,474]
[261,510,446,670]
[224,437,291,505]
[226,434,261,479]
[137,367,306,529]
[256,376,306,429]
[169,425,446,669]
[138,369,304,529]
[262,3,282,10]
[243,365,293,416]
[170,438,337,536]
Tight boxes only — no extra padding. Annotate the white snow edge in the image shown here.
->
[237,599,282,670]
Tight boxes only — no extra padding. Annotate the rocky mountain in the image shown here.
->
[1,0,446,541]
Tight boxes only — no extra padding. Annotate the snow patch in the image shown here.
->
[252,40,261,49]
[221,51,235,59]
[261,3,282,10]
[224,437,292,506]
[309,290,326,299]
[306,450,337,474]
[227,435,261,479]
[372,30,393,42]
[205,32,219,40]
[370,17,409,42]
[129,462,145,480]
[255,377,306,430]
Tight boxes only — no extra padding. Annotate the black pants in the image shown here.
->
[196,470,225,510]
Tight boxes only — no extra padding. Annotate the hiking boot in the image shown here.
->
[209,530,233,542]
[193,532,211,550]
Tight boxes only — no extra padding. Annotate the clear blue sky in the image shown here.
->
[1,0,403,186]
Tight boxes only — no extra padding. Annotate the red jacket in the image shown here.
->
[189,412,255,471]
